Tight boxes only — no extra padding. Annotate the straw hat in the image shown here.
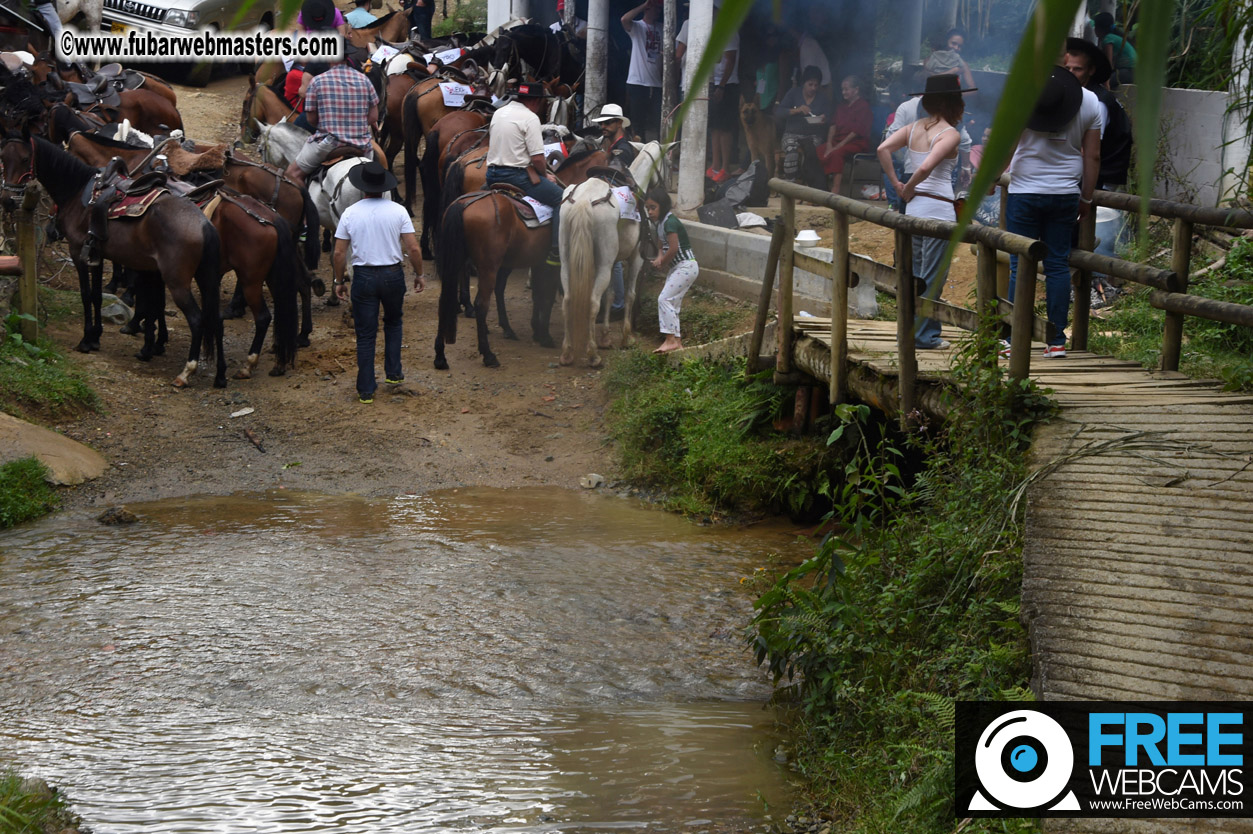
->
[590,103,631,128]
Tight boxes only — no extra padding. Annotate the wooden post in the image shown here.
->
[1072,205,1097,351]
[830,209,849,404]
[999,186,1008,230]
[975,240,998,366]
[1009,256,1037,381]
[746,223,785,379]
[895,228,916,419]
[777,195,796,375]
[16,190,39,344]
[1162,217,1193,371]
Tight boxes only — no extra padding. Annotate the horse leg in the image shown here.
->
[168,284,203,388]
[496,266,516,340]
[474,274,499,368]
[234,270,271,380]
[620,253,642,348]
[88,262,104,351]
[223,280,247,319]
[559,266,575,366]
[461,271,474,318]
[297,276,313,347]
[154,300,168,356]
[530,263,557,348]
[134,274,157,361]
[434,332,448,370]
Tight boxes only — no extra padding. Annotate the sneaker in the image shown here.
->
[1043,344,1067,358]
[608,306,625,322]
[998,339,1011,359]
[710,168,729,183]
[918,339,951,350]
[705,166,718,179]
[384,377,404,385]
[358,394,374,404]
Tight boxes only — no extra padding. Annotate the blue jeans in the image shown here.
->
[611,261,624,310]
[485,165,561,250]
[293,111,312,133]
[1006,192,1079,347]
[912,234,947,347]
[350,264,406,397]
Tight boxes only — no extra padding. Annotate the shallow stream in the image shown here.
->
[0,487,807,832]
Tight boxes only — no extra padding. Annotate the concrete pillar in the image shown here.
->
[903,0,923,67]
[487,0,529,30]
[1223,20,1253,203]
[676,0,713,211]
[660,0,677,144]
[940,0,957,31]
[585,0,609,123]
[1069,6,1087,38]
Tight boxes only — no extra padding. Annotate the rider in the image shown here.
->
[485,82,563,266]
[591,103,636,167]
[283,54,379,190]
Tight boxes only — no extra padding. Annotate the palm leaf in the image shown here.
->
[665,0,754,145]
[1133,0,1175,238]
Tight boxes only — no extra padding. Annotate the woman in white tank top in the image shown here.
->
[876,75,975,349]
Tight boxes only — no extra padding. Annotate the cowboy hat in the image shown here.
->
[513,82,549,99]
[1065,36,1113,86]
[589,102,631,127]
[301,0,336,29]
[909,74,977,97]
[1027,65,1083,133]
[347,160,399,193]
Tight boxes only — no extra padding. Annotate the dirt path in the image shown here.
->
[55,76,617,510]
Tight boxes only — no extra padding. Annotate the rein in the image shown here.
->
[0,137,36,204]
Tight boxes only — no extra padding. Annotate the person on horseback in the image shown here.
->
[283,54,379,190]
[485,82,563,266]
[591,103,637,167]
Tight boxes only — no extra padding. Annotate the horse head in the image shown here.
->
[629,141,672,192]
[0,129,35,213]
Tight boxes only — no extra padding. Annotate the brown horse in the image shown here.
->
[1,134,226,387]
[57,84,183,136]
[432,149,611,368]
[346,9,411,49]
[399,75,458,208]
[415,109,485,256]
[381,67,427,169]
[29,53,179,108]
[240,75,299,143]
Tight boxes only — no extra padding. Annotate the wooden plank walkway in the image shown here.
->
[791,317,1253,834]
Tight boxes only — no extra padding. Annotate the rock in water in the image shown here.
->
[579,473,605,489]
[97,507,138,525]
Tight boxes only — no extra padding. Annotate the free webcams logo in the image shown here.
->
[956,702,1250,819]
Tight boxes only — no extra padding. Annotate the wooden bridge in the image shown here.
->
[753,180,1253,833]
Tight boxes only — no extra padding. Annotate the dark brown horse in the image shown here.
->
[415,109,486,256]
[60,86,183,135]
[0,134,226,387]
[399,75,459,208]
[29,53,179,108]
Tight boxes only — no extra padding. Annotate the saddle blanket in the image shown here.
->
[107,188,165,219]
[612,186,639,222]
[439,82,472,107]
[543,142,565,159]
[373,44,401,65]
[521,196,553,225]
[424,47,464,67]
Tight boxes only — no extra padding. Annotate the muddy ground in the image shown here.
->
[39,74,759,511]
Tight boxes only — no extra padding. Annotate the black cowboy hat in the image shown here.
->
[1065,36,1112,86]
[908,73,977,97]
[513,82,548,99]
[301,0,336,29]
[348,160,399,193]
[1027,65,1083,133]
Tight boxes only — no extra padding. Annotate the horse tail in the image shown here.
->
[420,126,441,249]
[197,220,222,360]
[565,189,595,361]
[440,160,466,228]
[299,183,320,269]
[437,198,469,345]
[267,217,300,369]
[402,87,423,211]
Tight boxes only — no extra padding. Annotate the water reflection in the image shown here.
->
[0,488,807,832]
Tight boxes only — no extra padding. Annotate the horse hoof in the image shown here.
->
[222,305,246,321]
[297,335,311,348]
[135,352,152,362]
[462,306,475,319]
[214,377,228,389]
[502,329,518,341]
[233,369,252,380]
[311,278,326,297]
[482,354,500,368]
[76,341,93,353]
[326,296,340,308]
[152,345,165,356]
[535,335,555,349]
[559,353,574,366]
[268,366,287,377]
[120,322,140,335]
[89,341,101,352]
[172,377,188,389]
[589,357,604,369]
[434,358,449,370]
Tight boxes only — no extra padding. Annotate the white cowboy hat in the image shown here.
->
[590,103,631,127]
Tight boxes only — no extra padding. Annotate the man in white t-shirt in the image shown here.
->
[675,13,740,182]
[1004,65,1101,359]
[621,0,663,140]
[332,161,426,403]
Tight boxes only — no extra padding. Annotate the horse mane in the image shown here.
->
[1,75,47,126]
[360,9,397,29]
[34,135,97,191]
[556,147,599,173]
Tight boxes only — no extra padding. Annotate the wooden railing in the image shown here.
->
[751,177,1253,418]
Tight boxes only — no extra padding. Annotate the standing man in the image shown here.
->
[485,83,563,266]
[283,56,379,190]
[345,0,378,28]
[1064,37,1131,191]
[333,161,425,404]
[407,0,435,41]
[1004,65,1101,359]
[621,0,663,142]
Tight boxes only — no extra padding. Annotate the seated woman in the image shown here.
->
[817,75,872,195]
[774,65,833,186]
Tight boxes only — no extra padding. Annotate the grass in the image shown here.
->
[0,313,100,424]
[0,767,84,832]
[0,458,59,530]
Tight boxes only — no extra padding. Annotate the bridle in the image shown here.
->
[0,136,36,204]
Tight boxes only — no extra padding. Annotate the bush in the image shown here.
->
[432,0,486,37]
[0,312,99,422]
[0,457,59,529]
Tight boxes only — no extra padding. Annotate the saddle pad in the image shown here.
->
[612,186,639,222]
[543,142,565,159]
[428,47,464,66]
[374,44,401,66]
[439,82,471,107]
[107,188,166,219]
[520,196,553,227]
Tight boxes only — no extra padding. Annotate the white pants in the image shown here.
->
[658,259,699,337]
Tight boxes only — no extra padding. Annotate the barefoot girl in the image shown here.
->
[645,188,699,354]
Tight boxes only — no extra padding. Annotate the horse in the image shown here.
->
[53,0,102,44]
[559,142,670,367]
[416,109,486,257]
[240,74,299,144]
[432,148,612,370]
[0,134,226,387]
[59,85,183,135]
[346,10,411,49]
[399,75,462,210]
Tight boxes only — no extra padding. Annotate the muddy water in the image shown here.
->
[0,487,809,832]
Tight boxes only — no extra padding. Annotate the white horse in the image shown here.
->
[55,0,102,37]
[558,141,670,367]
[255,121,369,235]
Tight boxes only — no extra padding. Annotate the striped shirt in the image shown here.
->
[304,63,378,151]
[658,212,695,263]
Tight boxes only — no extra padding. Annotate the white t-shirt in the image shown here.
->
[1008,87,1102,194]
[887,98,973,173]
[486,100,544,168]
[797,33,830,87]
[626,19,662,88]
[676,22,739,90]
[335,197,416,267]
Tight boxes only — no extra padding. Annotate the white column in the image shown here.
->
[585,0,609,123]
[903,0,923,66]
[660,0,677,144]
[1223,19,1252,205]
[1069,6,1087,38]
[487,0,530,30]
[676,0,713,212]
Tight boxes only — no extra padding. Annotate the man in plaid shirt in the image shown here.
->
[284,58,379,189]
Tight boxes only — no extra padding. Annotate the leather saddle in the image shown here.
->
[66,78,121,111]
[321,145,369,168]
[587,165,636,189]
[486,184,551,229]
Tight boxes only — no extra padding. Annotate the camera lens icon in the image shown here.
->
[970,710,1079,812]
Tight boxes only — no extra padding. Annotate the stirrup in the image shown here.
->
[81,239,102,268]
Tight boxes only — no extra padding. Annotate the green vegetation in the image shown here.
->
[1091,237,1253,391]
[0,767,84,832]
[0,312,99,422]
[0,458,59,530]
[748,331,1055,832]
[432,0,486,37]
[604,352,845,519]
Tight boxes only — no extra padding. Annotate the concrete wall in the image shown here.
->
[684,221,879,320]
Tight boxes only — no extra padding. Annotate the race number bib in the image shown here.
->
[439,82,471,107]
[612,186,639,221]
[371,44,399,64]
[433,47,463,65]
[522,197,553,224]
